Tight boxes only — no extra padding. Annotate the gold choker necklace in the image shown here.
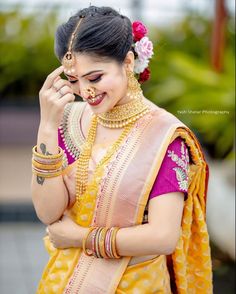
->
[97,97,150,128]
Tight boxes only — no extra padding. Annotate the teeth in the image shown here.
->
[89,94,104,103]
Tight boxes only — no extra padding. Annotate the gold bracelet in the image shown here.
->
[111,227,120,259]
[99,228,109,258]
[33,155,63,165]
[82,227,95,256]
[32,169,62,178]
[95,227,104,258]
[32,159,62,170]
[32,145,64,160]
[32,165,62,174]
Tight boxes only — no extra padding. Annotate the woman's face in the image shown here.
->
[63,52,134,114]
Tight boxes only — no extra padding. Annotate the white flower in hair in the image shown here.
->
[134,58,149,74]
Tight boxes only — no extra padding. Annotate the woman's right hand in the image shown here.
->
[39,66,75,130]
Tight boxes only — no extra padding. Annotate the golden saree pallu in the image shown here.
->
[32,145,64,178]
[37,102,213,294]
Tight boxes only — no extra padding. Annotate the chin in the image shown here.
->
[87,96,115,114]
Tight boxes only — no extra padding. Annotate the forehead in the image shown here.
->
[71,53,120,75]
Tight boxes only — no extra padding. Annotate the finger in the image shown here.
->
[59,85,73,97]
[58,93,76,105]
[54,76,61,83]
[42,66,64,91]
[45,227,49,234]
[53,79,72,90]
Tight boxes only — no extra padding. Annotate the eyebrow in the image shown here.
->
[65,70,103,79]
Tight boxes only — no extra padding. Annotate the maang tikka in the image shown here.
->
[62,16,85,74]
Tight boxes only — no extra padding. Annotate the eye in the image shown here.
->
[69,80,78,84]
[89,75,102,83]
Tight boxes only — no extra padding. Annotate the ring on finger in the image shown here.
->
[58,89,64,97]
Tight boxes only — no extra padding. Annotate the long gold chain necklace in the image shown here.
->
[75,115,135,207]
[97,97,149,129]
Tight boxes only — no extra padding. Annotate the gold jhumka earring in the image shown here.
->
[97,69,150,128]
[126,69,143,100]
[62,16,85,74]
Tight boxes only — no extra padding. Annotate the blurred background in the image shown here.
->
[0,0,235,293]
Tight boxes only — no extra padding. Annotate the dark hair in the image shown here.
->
[55,6,134,63]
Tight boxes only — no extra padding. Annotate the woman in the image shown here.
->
[31,6,213,293]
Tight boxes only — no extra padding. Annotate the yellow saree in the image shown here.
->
[37,101,213,293]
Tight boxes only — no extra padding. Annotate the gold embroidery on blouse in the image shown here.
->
[167,140,190,191]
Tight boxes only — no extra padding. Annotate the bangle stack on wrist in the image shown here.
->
[32,145,63,178]
[83,227,120,259]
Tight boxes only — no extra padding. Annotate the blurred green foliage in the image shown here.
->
[0,8,59,105]
[0,8,235,159]
[145,16,235,159]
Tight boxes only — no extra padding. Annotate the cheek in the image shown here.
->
[100,75,125,93]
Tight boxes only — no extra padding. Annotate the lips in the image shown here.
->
[87,93,105,106]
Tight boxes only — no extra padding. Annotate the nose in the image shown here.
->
[83,87,96,99]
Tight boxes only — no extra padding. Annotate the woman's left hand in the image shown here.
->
[46,215,86,249]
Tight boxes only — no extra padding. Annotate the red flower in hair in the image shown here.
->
[138,67,151,83]
[132,21,148,41]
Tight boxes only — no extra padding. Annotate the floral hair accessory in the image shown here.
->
[132,21,154,83]
[138,68,151,84]
[132,21,147,41]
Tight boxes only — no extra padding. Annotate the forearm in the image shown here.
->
[31,125,68,225]
[83,223,179,257]
[115,223,178,256]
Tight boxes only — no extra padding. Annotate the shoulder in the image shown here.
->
[149,136,190,199]
[143,98,186,129]
[166,137,190,169]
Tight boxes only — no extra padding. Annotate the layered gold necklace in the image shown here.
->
[76,94,150,207]
[76,116,136,206]
[97,97,149,128]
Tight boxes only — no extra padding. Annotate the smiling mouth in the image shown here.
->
[87,93,105,105]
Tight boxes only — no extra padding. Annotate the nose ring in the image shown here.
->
[85,87,96,98]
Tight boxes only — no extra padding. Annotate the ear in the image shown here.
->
[123,51,135,71]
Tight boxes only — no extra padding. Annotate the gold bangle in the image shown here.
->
[95,227,103,258]
[32,155,63,165]
[32,169,62,178]
[99,228,109,258]
[111,227,120,259]
[82,227,95,256]
[32,159,62,170]
[32,145,63,160]
[32,165,62,174]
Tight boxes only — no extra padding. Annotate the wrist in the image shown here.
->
[39,122,58,134]
[73,226,88,248]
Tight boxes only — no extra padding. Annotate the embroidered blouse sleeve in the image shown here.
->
[149,137,190,199]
